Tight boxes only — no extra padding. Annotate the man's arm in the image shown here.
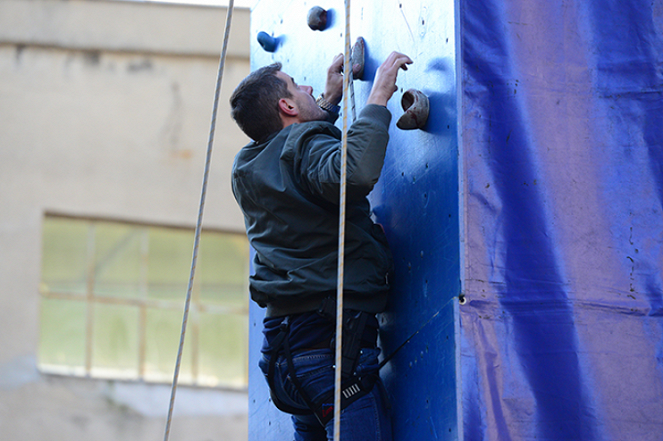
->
[298,52,413,203]
[320,51,413,108]
[321,53,351,107]
[316,53,358,122]
[366,52,413,106]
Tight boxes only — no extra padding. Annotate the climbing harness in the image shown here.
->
[162,2,234,441]
[263,297,451,428]
[265,302,378,426]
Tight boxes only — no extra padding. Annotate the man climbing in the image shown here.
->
[230,51,412,441]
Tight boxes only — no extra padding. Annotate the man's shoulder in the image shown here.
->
[288,120,341,140]
[280,121,341,157]
[234,126,294,162]
[235,121,340,165]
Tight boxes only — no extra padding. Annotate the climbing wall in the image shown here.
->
[247,1,460,440]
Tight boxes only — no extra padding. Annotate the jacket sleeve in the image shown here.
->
[295,104,392,204]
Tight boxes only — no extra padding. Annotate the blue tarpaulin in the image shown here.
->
[460,0,663,439]
[247,0,663,439]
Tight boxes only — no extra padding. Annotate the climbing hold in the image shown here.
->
[396,89,429,130]
[350,37,365,80]
[307,6,328,31]
[257,31,278,52]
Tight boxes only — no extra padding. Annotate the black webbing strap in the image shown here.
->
[311,370,378,425]
[340,310,368,378]
[266,317,314,416]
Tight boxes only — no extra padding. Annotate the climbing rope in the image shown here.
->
[349,62,357,122]
[333,1,353,439]
[162,2,234,441]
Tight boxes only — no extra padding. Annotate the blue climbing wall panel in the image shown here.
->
[247,1,460,440]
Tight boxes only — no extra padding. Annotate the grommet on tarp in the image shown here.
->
[396,89,429,130]
[257,31,278,52]
[307,6,328,31]
[351,37,365,80]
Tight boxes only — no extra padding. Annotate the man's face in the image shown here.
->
[276,71,327,122]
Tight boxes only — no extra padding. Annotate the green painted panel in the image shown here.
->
[92,303,140,377]
[198,312,248,387]
[38,297,86,370]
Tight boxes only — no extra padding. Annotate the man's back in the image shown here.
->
[232,110,393,317]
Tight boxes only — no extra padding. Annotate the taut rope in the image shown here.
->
[163,2,235,440]
[333,1,354,439]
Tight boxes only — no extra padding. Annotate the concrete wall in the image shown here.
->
[0,0,251,439]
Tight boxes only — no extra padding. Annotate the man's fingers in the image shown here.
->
[378,52,413,76]
[385,51,411,64]
[394,56,413,71]
[366,52,412,106]
[328,53,344,73]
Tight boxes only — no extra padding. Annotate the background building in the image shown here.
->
[0,0,251,439]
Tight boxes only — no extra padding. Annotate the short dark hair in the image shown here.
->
[230,62,292,142]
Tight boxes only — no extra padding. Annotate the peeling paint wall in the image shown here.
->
[0,1,251,439]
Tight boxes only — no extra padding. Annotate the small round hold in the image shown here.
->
[397,89,429,130]
[257,31,278,52]
[307,6,328,31]
[351,37,365,80]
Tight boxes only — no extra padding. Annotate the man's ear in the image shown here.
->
[278,98,298,117]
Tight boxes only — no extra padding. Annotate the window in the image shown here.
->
[38,214,250,388]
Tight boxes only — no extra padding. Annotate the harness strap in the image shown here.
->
[340,310,368,378]
[266,318,314,416]
[314,372,378,425]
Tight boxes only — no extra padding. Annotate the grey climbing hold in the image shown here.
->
[307,6,328,31]
[257,31,278,52]
[351,37,365,80]
[397,89,429,130]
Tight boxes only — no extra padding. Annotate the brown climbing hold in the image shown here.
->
[351,37,365,80]
[307,6,328,31]
[397,89,429,130]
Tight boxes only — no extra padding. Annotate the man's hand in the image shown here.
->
[323,53,362,106]
[367,52,413,107]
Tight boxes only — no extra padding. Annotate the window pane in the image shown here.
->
[198,312,248,388]
[94,223,144,298]
[41,217,89,295]
[198,232,249,308]
[147,228,192,301]
[144,308,193,384]
[39,215,251,389]
[91,303,139,379]
[38,298,87,373]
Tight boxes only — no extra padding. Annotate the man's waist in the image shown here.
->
[262,308,379,355]
[265,293,333,317]
[262,291,388,317]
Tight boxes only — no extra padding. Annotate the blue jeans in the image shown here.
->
[259,347,393,441]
